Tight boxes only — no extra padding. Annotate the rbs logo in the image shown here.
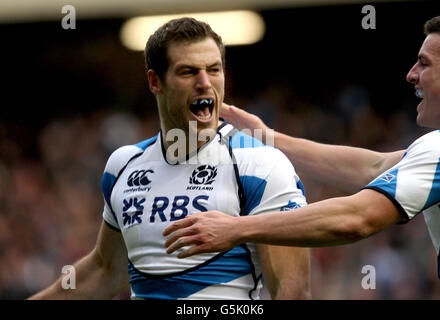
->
[122,195,209,225]
[150,195,209,223]
[122,197,145,227]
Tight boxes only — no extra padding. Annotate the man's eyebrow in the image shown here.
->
[175,61,222,71]
[207,61,222,68]
[175,64,197,70]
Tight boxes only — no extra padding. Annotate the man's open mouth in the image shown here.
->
[415,89,424,99]
[190,98,215,121]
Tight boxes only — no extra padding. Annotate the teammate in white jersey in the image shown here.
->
[29,17,311,300]
[164,16,440,279]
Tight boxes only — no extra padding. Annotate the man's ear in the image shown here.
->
[147,69,163,95]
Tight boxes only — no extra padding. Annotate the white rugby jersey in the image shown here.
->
[365,130,440,278]
[101,122,307,299]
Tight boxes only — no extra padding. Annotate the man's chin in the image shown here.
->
[416,114,439,129]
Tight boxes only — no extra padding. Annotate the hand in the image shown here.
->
[221,103,272,144]
[163,211,242,258]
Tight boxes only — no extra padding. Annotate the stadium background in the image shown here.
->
[1,0,439,299]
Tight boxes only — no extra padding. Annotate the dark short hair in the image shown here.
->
[144,17,225,80]
[424,16,440,35]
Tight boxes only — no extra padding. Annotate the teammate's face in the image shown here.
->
[406,33,440,129]
[151,37,224,145]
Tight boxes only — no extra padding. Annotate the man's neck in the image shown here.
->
[160,124,221,162]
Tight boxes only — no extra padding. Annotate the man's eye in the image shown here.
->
[209,68,220,74]
[178,68,196,76]
[419,59,428,66]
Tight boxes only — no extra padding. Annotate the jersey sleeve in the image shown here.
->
[364,130,440,222]
[100,145,144,231]
[231,132,307,216]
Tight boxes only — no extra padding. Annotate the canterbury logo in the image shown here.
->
[127,169,154,187]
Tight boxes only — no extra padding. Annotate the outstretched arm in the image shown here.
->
[221,103,405,193]
[272,132,404,193]
[29,222,129,299]
[163,189,402,257]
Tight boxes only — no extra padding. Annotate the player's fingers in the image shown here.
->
[164,226,196,250]
[162,216,195,237]
[220,103,234,119]
[165,234,200,255]
[221,105,249,130]
[177,244,206,259]
[221,102,231,111]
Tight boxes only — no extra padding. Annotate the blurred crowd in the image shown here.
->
[1,83,439,300]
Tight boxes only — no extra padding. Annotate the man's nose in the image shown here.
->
[195,70,212,90]
[406,63,419,84]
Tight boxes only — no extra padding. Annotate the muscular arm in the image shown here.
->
[221,104,405,193]
[258,244,311,300]
[163,189,403,256]
[241,189,402,247]
[29,222,129,299]
[275,131,405,193]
